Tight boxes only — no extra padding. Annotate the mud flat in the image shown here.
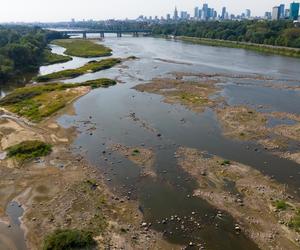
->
[217,106,300,163]
[109,144,156,178]
[134,77,221,113]
[0,84,179,249]
[176,147,300,250]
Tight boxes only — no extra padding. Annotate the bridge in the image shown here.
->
[58,29,152,39]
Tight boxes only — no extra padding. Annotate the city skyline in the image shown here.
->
[0,0,298,23]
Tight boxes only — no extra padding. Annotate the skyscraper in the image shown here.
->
[221,7,226,19]
[290,2,300,20]
[279,4,285,19]
[202,4,208,20]
[194,7,199,18]
[173,7,179,20]
[272,6,280,20]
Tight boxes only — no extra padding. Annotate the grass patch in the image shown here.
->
[35,58,121,82]
[221,160,231,166]
[289,210,300,232]
[43,229,96,250]
[0,79,116,122]
[7,140,52,162]
[274,200,288,210]
[52,39,112,58]
[180,92,208,104]
[42,49,72,66]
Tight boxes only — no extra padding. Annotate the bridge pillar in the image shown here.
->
[117,32,122,37]
[83,32,87,39]
[133,32,139,37]
[100,32,105,38]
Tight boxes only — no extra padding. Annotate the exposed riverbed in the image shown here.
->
[55,37,300,248]
[1,36,300,249]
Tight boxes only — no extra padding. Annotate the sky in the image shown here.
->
[0,0,296,23]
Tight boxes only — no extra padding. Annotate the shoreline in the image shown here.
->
[173,36,300,58]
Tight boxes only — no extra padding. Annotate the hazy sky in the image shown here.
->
[0,0,295,22]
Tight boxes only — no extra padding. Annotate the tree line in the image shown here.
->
[152,20,300,48]
[0,25,64,83]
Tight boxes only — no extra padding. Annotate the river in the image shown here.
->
[2,35,300,249]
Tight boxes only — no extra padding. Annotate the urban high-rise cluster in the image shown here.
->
[136,1,300,23]
[270,2,300,20]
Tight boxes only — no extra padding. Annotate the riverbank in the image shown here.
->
[0,83,180,249]
[175,36,300,58]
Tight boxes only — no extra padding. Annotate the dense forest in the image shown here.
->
[0,26,64,83]
[152,20,300,48]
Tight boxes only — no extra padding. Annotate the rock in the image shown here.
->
[189,242,193,246]
[141,222,148,227]
[157,133,162,137]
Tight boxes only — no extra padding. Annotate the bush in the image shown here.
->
[43,229,96,250]
[7,140,52,161]
[275,200,288,210]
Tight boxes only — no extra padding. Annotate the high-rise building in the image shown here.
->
[290,2,300,20]
[202,4,208,20]
[173,7,179,20]
[221,7,226,19]
[166,14,171,20]
[194,7,199,18]
[246,9,251,18]
[279,4,285,19]
[272,6,280,20]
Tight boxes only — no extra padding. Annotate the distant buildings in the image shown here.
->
[246,9,251,19]
[290,2,300,20]
[272,2,299,20]
[265,12,272,20]
[135,1,299,23]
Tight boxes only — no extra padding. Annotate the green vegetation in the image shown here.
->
[0,79,116,122]
[80,79,117,89]
[221,160,231,166]
[289,210,300,232]
[274,200,288,210]
[42,49,72,65]
[0,25,66,83]
[178,36,300,58]
[35,58,121,82]
[43,229,96,250]
[7,140,52,162]
[52,39,112,58]
[152,20,300,57]
[132,149,140,156]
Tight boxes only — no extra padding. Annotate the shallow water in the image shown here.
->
[53,37,300,248]
[0,201,26,250]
